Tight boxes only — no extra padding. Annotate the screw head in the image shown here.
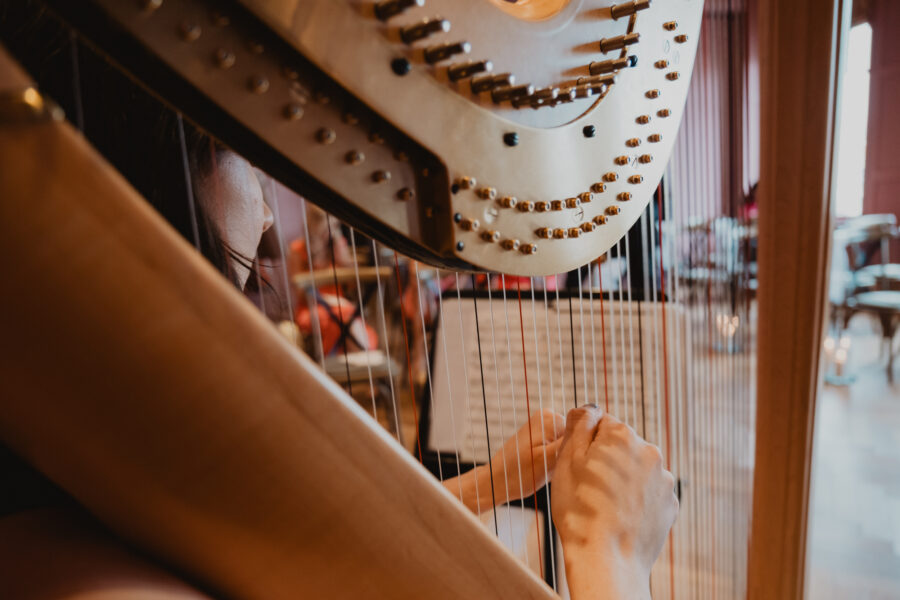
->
[583,125,596,138]
[391,58,412,76]
[456,241,465,251]
[453,212,463,223]
[503,132,519,147]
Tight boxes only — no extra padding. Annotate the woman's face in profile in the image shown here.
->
[198,150,274,288]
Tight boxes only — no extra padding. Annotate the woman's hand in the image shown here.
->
[489,409,566,505]
[443,409,566,514]
[552,405,678,600]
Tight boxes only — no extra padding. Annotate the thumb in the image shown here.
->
[559,405,604,458]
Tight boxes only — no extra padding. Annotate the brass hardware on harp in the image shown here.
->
[498,196,517,209]
[666,71,681,81]
[591,182,607,194]
[593,214,609,225]
[599,32,640,54]
[396,187,414,201]
[674,34,689,43]
[0,87,64,125]
[345,150,365,165]
[655,59,670,69]
[657,107,672,117]
[550,199,564,211]
[480,229,501,242]
[639,153,653,163]
[375,0,425,21]
[663,20,678,31]
[500,238,520,250]
[603,172,619,182]
[371,169,391,183]
[476,187,497,200]
[247,75,269,94]
[400,17,450,44]
[628,175,643,184]
[579,191,593,203]
[316,127,337,144]
[282,103,304,120]
[615,155,630,166]
[626,137,641,147]
[565,197,580,209]
[214,48,235,69]
[610,0,651,20]
[178,21,201,42]
[519,243,537,255]
[536,227,553,239]
[589,57,629,76]
[648,133,662,142]
[646,88,661,98]
[617,191,633,200]
[447,59,492,81]
[552,228,568,239]
[637,114,651,124]
[516,201,534,212]
[574,85,597,99]
[580,221,596,232]
[470,72,513,93]
[605,205,621,215]
[423,41,470,64]
[491,83,533,103]
[139,0,162,13]
[454,175,476,190]
[567,227,582,238]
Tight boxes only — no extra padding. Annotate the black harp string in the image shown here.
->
[587,264,600,406]
[499,275,532,551]
[299,198,326,368]
[553,286,569,413]
[371,241,403,441]
[175,114,202,252]
[348,229,378,419]
[267,180,299,346]
[576,267,589,404]
[609,250,621,418]
[413,263,442,480]
[434,276,465,498]
[485,280,515,535]
[529,278,559,591]
[325,214,353,397]
[454,273,483,516]
[69,31,84,132]
[566,291,578,408]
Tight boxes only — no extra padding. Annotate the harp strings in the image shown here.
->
[347,229,378,418]
[484,280,516,538]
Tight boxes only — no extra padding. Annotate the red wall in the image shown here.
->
[863,0,900,257]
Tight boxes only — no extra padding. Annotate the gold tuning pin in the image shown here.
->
[589,57,629,76]
[424,41,471,64]
[599,32,640,54]
[400,17,450,44]
[610,0,651,20]
[375,0,425,21]
[448,60,492,81]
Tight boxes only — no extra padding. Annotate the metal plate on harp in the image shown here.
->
[53,0,702,275]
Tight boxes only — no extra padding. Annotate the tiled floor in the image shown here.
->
[807,315,900,599]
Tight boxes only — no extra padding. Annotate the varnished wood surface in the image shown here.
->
[0,47,556,600]
[748,0,848,597]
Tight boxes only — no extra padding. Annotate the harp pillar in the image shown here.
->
[747,0,849,598]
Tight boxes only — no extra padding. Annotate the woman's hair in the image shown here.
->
[0,1,261,290]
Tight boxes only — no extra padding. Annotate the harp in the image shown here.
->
[0,0,841,598]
